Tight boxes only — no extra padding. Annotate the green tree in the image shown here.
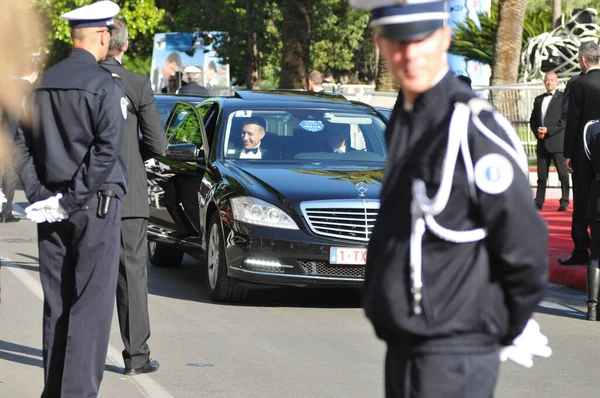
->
[450,4,553,66]
[32,0,164,75]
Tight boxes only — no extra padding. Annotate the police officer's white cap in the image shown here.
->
[60,1,120,30]
[183,66,202,74]
[349,0,449,42]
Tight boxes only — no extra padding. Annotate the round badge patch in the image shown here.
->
[474,153,514,195]
[120,97,128,120]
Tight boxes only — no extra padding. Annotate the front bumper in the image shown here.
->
[223,222,366,288]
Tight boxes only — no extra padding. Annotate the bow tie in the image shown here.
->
[543,92,553,97]
[244,147,259,154]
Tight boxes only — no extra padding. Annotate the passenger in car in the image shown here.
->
[235,116,270,159]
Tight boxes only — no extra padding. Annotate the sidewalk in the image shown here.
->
[0,189,152,397]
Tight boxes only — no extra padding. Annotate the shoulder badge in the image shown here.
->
[120,97,128,120]
[474,153,513,195]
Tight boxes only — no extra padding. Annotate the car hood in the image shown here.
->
[222,161,383,204]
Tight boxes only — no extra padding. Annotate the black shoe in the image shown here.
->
[1,215,20,223]
[557,205,568,211]
[124,359,160,376]
[534,202,543,210]
[558,253,589,265]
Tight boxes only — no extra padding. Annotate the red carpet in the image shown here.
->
[541,199,587,291]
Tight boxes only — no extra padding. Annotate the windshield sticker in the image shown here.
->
[235,110,253,117]
[299,120,324,132]
[227,149,236,155]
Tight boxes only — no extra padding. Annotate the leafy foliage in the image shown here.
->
[450,3,553,66]
[31,0,164,74]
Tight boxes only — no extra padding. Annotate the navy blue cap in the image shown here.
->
[60,1,120,30]
[349,0,449,42]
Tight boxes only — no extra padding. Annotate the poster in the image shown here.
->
[150,32,230,94]
[447,0,492,87]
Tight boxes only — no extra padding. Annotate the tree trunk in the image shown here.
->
[375,52,398,92]
[279,0,312,89]
[490,0,527,120]
[246,0,260,90]
[552,0,562,28]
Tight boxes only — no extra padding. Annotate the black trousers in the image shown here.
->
[0,157,18,220]
[588,181,600,259]
[385,345,500,398]
[116,217,151,369]
[38,195,121,398]
[572,153,593,255]
[534,146,569,208]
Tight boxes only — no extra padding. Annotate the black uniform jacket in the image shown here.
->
[564,69,600,161]
[529,90,565,154]
[100,58,167,218]
[363,72,548,353]
[13,48,127,212]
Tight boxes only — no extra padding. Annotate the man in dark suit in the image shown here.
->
[319,122,355,153]
[100,18,167,375]
[530,72,569,211]
[560,41,600,265]
[177,65,209,96]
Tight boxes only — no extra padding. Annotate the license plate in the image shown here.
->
[329,247,367,265]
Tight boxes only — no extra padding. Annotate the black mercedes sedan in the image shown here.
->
[147,90,387,301]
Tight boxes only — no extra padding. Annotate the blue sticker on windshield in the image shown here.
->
[299,120,324,132]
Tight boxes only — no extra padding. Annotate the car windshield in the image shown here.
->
[222,108,387,162]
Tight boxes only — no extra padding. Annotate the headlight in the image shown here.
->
[230,197,299,230]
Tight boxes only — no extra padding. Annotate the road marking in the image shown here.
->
[2,257,174,398]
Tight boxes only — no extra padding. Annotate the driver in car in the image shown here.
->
[320,122,354,153]
[237,116,269,159]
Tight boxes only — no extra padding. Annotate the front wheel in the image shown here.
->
[205,214,247,302]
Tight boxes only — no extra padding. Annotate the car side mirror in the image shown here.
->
[165,143,203,162]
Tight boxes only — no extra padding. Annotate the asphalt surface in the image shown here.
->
[1,187,599,398]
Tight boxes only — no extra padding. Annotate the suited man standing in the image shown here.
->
[100,18,167,375]
[530,72,569,211]
[560,41,600,266]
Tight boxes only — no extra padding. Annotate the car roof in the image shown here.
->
[154,94,205,104]
[204,90,379,112]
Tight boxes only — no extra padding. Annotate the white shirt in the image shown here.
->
[239,145,262,159]
[541,90,556,126]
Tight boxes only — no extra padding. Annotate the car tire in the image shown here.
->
[148,240,184,268]
[205,213,247,302]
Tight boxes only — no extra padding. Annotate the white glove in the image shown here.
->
[0,191,6,205]
[500,319,552,368]
[25,193,69,223]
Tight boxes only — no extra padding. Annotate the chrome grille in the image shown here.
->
[300,200,380,242]
[298,260,365,278]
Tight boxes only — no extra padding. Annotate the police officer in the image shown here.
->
[99,18,166,375]
[12,2,127,396]
[349,1,551,396]
[583,119,600,320]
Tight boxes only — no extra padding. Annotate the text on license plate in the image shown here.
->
[329,247,367,265]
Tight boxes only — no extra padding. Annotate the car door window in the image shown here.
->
[167,103,204,150]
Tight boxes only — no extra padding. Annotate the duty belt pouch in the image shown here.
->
[97,190,116,218]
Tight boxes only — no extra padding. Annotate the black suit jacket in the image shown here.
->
[177,83,209,96]
[100,58,167,218]
[529,90,565,153]
[564,69,600,160]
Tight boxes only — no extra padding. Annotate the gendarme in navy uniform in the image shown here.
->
[13,1,127,396]
[350,1,551,396]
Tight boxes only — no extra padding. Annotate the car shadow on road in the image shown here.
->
[535,304,586,320]
[148,255,362,309]
[1,260,40,273]
[0,340,122,374]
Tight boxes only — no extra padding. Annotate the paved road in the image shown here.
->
[1,188,598,398]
